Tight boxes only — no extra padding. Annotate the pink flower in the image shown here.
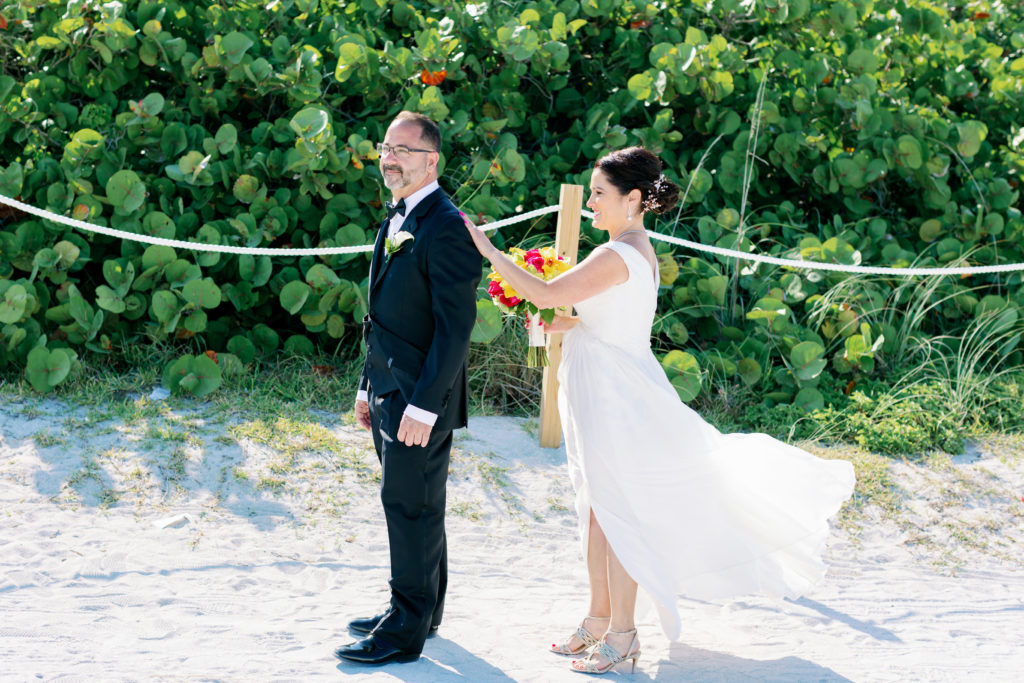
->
[525,249,545,273]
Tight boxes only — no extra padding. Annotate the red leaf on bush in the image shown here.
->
[630,19,651,29]
[0,14,7,30]
[973,11,990,19]
[204,350,218,363]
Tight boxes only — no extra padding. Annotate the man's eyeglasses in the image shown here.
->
[376,143,438,160]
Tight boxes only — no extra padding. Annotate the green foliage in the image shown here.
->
[0,0,1022,408]
[162,353,222,396]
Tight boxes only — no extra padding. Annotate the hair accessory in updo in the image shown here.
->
[641,174,668,213]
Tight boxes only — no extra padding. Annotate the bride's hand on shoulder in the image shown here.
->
[459,210,495,257]
[544,315,579,334]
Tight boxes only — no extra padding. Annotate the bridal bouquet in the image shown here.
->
[486,246,571,367]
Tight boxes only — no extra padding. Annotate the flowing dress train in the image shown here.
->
[556,241,856,639]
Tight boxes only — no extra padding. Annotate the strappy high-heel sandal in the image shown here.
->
[550,615,610,656]
[570,628,641,675]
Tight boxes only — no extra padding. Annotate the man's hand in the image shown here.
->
[354,399,372,431]
[397,414,433,447]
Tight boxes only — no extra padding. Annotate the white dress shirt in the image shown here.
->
[357,180,441,426]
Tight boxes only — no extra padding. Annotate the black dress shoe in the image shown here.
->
[334,635,419,665]
[348,612,439,638]
[347,612,388,635]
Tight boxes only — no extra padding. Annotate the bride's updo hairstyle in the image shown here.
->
[594,147,680,215]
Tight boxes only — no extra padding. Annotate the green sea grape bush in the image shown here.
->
[0,0,1021,411]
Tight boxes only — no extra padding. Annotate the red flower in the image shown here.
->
[488,280,503,296]
[524,249,545,273]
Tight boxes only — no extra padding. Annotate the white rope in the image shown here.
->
[579,210,1024,277]
[3,192,1022,276]
[0,193,556,256]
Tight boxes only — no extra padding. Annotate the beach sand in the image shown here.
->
[1,395,1022,682]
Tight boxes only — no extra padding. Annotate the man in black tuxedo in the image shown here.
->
[334,111,482,665]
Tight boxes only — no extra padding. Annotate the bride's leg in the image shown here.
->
[555,509,611,654]
[586,509,612,618]
[572,517,639,671]
[606,540,638,633]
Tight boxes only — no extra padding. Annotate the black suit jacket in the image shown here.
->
[359,186,482,433]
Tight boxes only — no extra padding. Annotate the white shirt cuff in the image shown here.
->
[356,390,368,402]
[403,404,438,426]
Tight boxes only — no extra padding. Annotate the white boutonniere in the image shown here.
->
[385,230,414,260]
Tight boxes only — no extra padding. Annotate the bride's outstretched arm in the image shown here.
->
[461,214,628,309]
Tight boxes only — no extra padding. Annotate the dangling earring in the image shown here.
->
[627,210,632,222]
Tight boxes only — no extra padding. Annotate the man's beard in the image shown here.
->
[382,164,408,189]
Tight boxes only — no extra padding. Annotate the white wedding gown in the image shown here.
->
[557,241,856,640]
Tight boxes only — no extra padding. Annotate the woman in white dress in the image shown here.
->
[463,147,855,675]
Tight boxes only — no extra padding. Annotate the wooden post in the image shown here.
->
[539,184,583,448]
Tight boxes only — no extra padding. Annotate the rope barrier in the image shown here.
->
[2,193,1022,276]
[579,210,1024,277]
[0,193,557,256]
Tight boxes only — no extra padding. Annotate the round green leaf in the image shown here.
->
[738,358,762,386]
[106,170,147,212]
[215,123,238,154]
[660,349,702,402]
[182,278,222,309]
[0,284,28,323]
[227,335,257,364]
[846,49,878,74]
[627,71,654,101]
[95,285,126,313]
[283,334,315,355]
[918,218,943,242]
[791,341,827,381]
[896,135,923,170]
[955,121,987,158]
[26,347,72,392]
[793,387,825,413]
[471,300,502,343]
[233,175,260,203]
[221,31,254,65]
[280,281,311,314]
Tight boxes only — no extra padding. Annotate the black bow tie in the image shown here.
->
[385,199,406,221]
